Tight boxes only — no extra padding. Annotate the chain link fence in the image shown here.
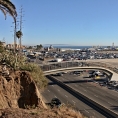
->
[39,60,118,74]
[40,61,88,71]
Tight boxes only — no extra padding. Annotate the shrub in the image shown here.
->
[0,51,48,89]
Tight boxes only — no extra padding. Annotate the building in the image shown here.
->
[6,43,25,49]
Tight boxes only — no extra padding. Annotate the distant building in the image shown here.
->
[49,45,53,49]
[6,43,25,49]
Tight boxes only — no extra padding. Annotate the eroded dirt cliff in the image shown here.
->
[0,70,45,109]
[0,65,84,118]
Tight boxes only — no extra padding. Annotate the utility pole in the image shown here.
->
[19,5,25,54]
[11,21,19,53]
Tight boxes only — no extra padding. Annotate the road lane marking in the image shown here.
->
[94,95,98,97]
[48,90,50,92]
[52,85,54,87]
[84,109,89,113]
[65,95,68,98]
[54,95,57,98]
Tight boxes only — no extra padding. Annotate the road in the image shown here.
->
[53,71,118,114]
[41,78,106,118]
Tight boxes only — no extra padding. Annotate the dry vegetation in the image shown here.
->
[0,106,86,118]
[0,49,85,118]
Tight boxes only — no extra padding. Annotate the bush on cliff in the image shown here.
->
[20,62,48,88]
[0,51,48,89]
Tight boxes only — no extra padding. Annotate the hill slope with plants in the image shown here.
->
[0,49,85,118]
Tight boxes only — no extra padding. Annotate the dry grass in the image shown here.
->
[0,105,87,118]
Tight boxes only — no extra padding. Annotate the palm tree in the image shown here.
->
[16,30,23,53]
[0,0,17,22]
[0,0,17,53]
[16,30,23,39]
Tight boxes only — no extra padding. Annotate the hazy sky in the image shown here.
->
[0,0,118,46]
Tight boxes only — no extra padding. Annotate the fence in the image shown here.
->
[40,61,88,71]
[40,60,118,74]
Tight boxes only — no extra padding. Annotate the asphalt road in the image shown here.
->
[54,71,118,114]
[41,78,106,118]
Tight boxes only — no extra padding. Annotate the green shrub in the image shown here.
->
[0,51,48,89]
[20,62,48,89]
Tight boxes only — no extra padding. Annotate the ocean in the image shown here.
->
[43,45,107,50]
[43,44,110,50]
[53,46,92,49]
[44,45,92,49]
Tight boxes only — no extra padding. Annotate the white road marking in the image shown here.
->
[84,109,89,113]
[52,85,54,87]
[108,102,113,105]
[65,95,68,98]
[48,90,50,92]
[58,89,60,92]
[94,95,98,97]
[54,95,57,98]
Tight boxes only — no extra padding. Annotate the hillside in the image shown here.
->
[0,63,85,118]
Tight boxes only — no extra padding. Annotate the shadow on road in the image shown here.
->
[111,106,118,111]
[48,79,92,85]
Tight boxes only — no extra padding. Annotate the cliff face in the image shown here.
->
[0,71,45,109]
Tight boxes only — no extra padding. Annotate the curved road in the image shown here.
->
[54,71,118,114]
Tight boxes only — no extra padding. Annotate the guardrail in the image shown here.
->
[47,75,118,118]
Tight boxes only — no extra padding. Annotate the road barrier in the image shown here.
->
[47,75,118,118]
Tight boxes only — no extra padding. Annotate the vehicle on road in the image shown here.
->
[50,98,61,108]
[89,70,104,78]
[51,73,63,76]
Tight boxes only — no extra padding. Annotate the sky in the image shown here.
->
[0,0,118,46]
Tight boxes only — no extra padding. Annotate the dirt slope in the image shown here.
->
[0,66,84,118]
[0,70,45,109]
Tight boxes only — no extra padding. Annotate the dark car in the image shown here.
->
[50,98,61,108]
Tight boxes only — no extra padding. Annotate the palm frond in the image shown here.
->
[0,5,7,20]
[0,0,17,22]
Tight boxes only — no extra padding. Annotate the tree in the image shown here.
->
[27,46,32,49]
[36,44,43,50]
[0,0,17,53]
[0,0,17,22]
[16,30,23,39]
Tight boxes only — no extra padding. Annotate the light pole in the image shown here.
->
[11,22,18,53]
[19,5,25,55]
